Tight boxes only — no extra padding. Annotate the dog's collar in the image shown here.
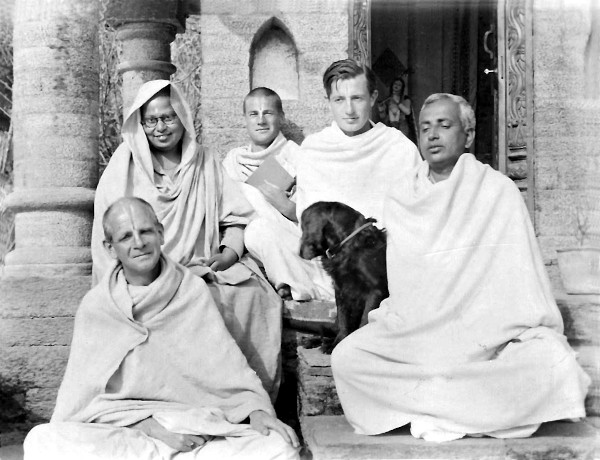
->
[325,222,374,259]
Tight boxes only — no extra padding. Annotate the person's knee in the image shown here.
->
[261,431,300,460]
[245,218,272,254]
[331,334,357,379]
[24,424,53,456]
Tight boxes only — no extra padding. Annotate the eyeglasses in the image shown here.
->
[141,114,178,129]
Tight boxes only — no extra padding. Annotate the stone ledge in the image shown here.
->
[283,300,336,336]
[301,415,600,460]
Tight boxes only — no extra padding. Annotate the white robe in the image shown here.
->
[222,133,300,224]
[23,256,298,460]
[91,80,282,400]
[245,121,421,301]
[331,154,590,441]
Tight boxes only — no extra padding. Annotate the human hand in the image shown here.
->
[249,410,300,448]
[207,247,238,271]
[129,417,212,452]
[258,181,297,222]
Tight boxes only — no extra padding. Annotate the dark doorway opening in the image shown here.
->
[371,0,497,166]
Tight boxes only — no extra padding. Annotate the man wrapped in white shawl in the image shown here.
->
[25,198,299,460]
[222,87,300,224]
[90,80,282,401]
[245,60,421,301]
[331,93,590,442]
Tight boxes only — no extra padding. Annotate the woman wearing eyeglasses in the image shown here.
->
[91,80,283,404]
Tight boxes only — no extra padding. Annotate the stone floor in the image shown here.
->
[301,416,600,460]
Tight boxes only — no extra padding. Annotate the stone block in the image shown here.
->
[0,318,73,347]
[0,277,89,318]
[200,98,246,130]
[572,344,600,416]
[200,67,250,100]
[25,387,57,422]
[555,292,600,345]
[302,415,599,460]
[297,346,341,417]
[0,346,69,389]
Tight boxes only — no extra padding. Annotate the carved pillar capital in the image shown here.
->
[104,0,186,112]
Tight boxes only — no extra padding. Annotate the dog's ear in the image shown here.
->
[366,217,377,225]
[322,220,341,248]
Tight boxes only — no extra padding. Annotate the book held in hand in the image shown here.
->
[245,156,295,191]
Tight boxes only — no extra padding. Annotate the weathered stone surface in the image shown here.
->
[0,318,74,347]
[572,344,600,416]
[0,276,89,318]
[297,346,341,417]
[25,387,57,421]
[555,292,600,345]
[302,415,600,460]
[0,346,69,389]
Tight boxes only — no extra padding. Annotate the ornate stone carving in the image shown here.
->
[349,0,370,66]
[505,0,528,171]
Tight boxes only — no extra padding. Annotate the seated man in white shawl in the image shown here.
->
[331,93,590,442]
[222,87,300,223]
[245,59,421,300]
[24,197,300,460]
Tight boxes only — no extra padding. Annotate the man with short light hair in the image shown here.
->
[245,59,421,300]
[222,87,300,222]
[24,197,300,460]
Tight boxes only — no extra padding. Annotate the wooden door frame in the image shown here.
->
[351,0,535,219]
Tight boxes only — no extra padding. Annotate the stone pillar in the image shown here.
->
[0,0,100,439]
[3,0,100,277]
[105,0,185,113]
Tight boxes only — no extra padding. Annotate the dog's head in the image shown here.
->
[299,201,374,260]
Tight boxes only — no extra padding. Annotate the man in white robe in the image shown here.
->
[222,87,300,224]
[24,197,300,460]
[331,93,590,442]
[245,59,421,300]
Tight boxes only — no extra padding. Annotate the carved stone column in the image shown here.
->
[0,0,100,432]
[4,0,99,277]
[105,0,185,113]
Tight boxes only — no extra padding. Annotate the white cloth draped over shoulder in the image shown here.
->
[244,121,421,301]
[294,121,421,223]
[222,132,301,223]
[90,80,283,400]
[222,132,298,182]
[331,154,590,440]
[24,256,298,460]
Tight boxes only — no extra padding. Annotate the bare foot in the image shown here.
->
[276,284,292,300]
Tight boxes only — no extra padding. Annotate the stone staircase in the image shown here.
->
[284,294,600,460]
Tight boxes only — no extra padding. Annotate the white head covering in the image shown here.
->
[92,80,249,282]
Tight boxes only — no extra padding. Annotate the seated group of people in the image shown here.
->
[24,59,590,459]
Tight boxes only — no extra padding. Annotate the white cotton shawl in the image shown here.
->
[52,255,273,432]
[92,80,254,284]
[376,153,564,361]
[222,132,299,182]
[295,121,421,223]
[332,154,590,436]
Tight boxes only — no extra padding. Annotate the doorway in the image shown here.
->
[370,0,498,167]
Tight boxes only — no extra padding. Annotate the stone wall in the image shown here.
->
[197,0,348,161]
[533,0,600,282]
[532,0,600,416]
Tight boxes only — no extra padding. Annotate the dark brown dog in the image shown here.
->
[299,201,388,353]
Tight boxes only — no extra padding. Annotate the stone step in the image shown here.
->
[0,443,24,460]
[301,415,600,460]
[287,295,600,418]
